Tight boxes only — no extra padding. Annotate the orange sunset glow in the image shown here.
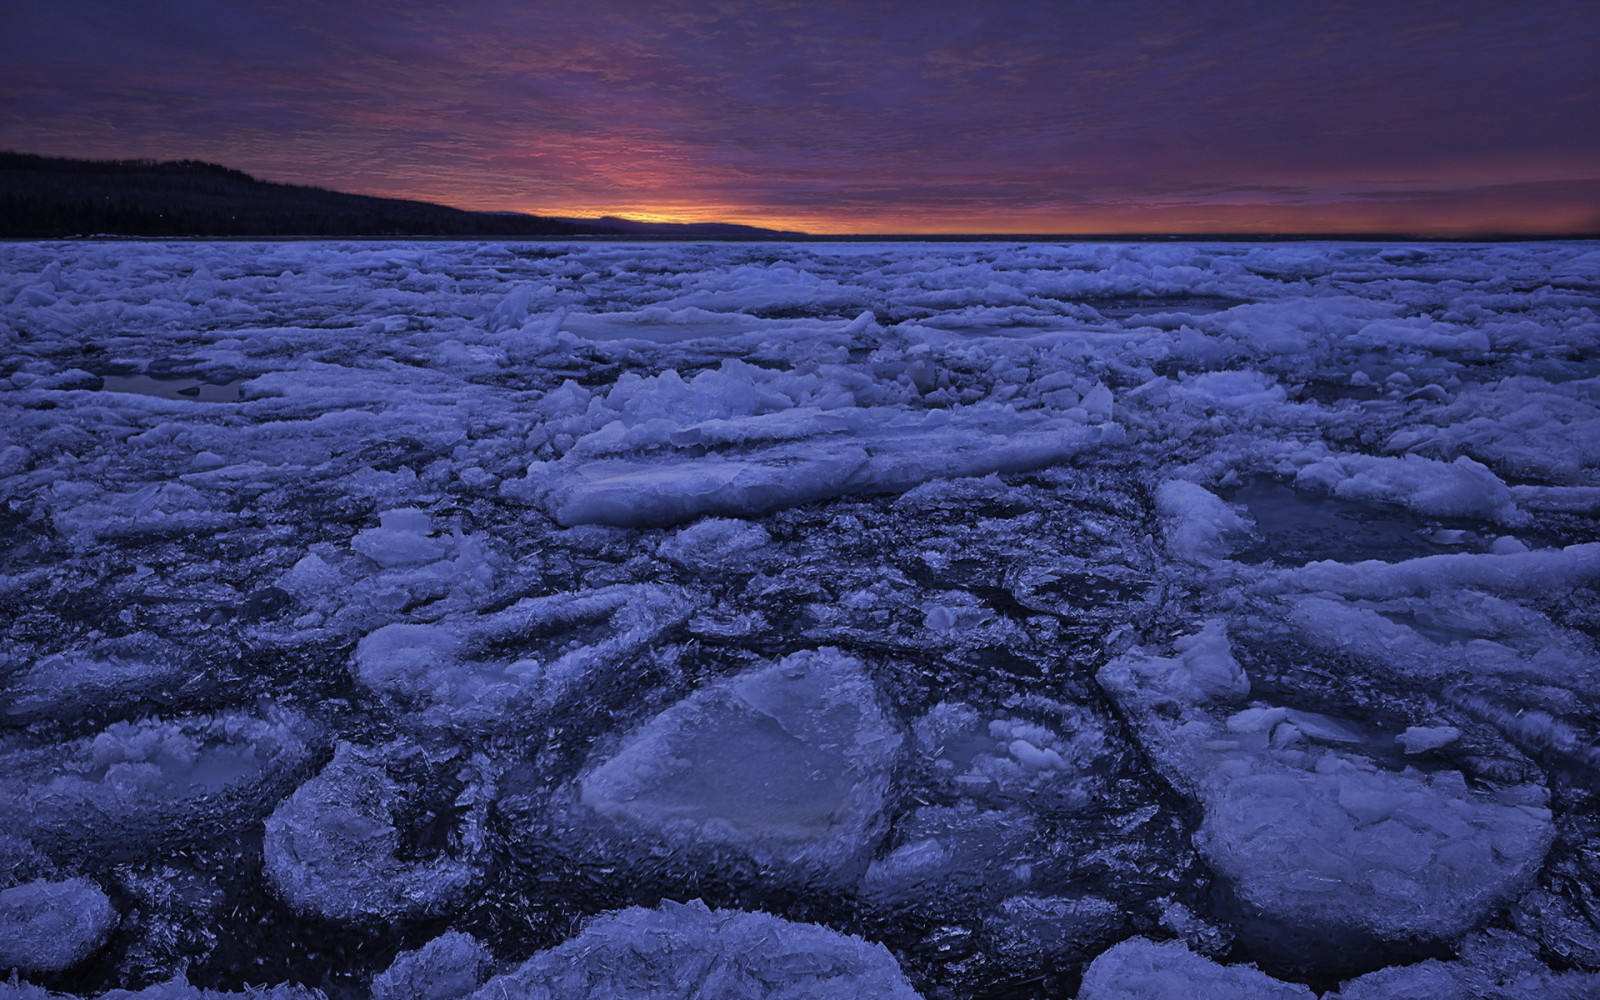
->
[3,1,1596,234]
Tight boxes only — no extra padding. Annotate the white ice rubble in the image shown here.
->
[860,699,1115,915]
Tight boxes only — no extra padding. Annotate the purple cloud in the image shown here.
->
[3,0,1595,231]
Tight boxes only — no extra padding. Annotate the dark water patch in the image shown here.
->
[1089,295,1249,319]
[1291,379,1386,404]
[99,373,242,402]
[1225,477,1492,565]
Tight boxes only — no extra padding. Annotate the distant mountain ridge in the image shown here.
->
[0,152,803,239]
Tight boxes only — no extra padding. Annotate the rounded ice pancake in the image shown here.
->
[0,705,319,861]
[572,648,902,888]
[461,899,924,1000]
[0,877,118,973]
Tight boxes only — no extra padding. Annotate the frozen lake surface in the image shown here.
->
[1,239,1598,998]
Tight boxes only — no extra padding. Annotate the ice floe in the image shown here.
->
[1076,937,1313,1000]
[1100,623,1553,965]
[573,648,901,887]
[1,238,1596,998]
[463,900,924,1000]
[0,878,118,973]
[263,742,492,922]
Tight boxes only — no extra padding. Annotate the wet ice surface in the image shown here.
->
[0,239,1598,998]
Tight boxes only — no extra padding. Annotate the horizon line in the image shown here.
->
[7,150,1597,242]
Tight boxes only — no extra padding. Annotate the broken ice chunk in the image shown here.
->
[352,622,469,707]
[578,648,901,886]
[371,931,491,1000]
[263,743,489,922]
[0,877,118,973]
[657,516,772,571]
[1099,625,1553,967]
[525,403,1119,528]
[1156,480,1251,563]
[859,805,1039,908]
[1282,708,1370,746]
[1293,453,1525,524]
[1397,725,1461,754]
[1097,620,1249,716]
[543,447,869,528]
[2,635,192,723]
[1196,757,1551,950]
[982,894,1125,964]
[0,706,318,859]
[463,899,923,1000]
[1078,937,1314,1000]
[350,508,448,568]
[1329,931,1600,999]
[351,584,688,732]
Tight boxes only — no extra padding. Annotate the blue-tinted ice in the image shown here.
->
[1,239,1597,998]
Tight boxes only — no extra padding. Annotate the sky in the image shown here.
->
[2,0,1597,234]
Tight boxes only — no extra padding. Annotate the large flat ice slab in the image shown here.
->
[577,648,902,886]
[1098,624,1553,964]
[517,402,1122,528]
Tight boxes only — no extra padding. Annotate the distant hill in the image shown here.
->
[550,214,804,239]
[0,152,803,239]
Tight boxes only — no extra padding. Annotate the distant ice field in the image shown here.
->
[1,239,1598,999]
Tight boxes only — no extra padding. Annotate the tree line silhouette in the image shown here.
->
[0,152,600,238]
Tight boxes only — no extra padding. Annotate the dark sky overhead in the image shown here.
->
[3,0,1597,234]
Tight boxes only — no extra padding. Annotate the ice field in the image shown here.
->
[1,238,1598,998]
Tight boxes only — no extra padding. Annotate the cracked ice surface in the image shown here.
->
[2,239,1599,997]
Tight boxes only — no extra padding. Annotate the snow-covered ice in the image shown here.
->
[1,238,1596,997]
